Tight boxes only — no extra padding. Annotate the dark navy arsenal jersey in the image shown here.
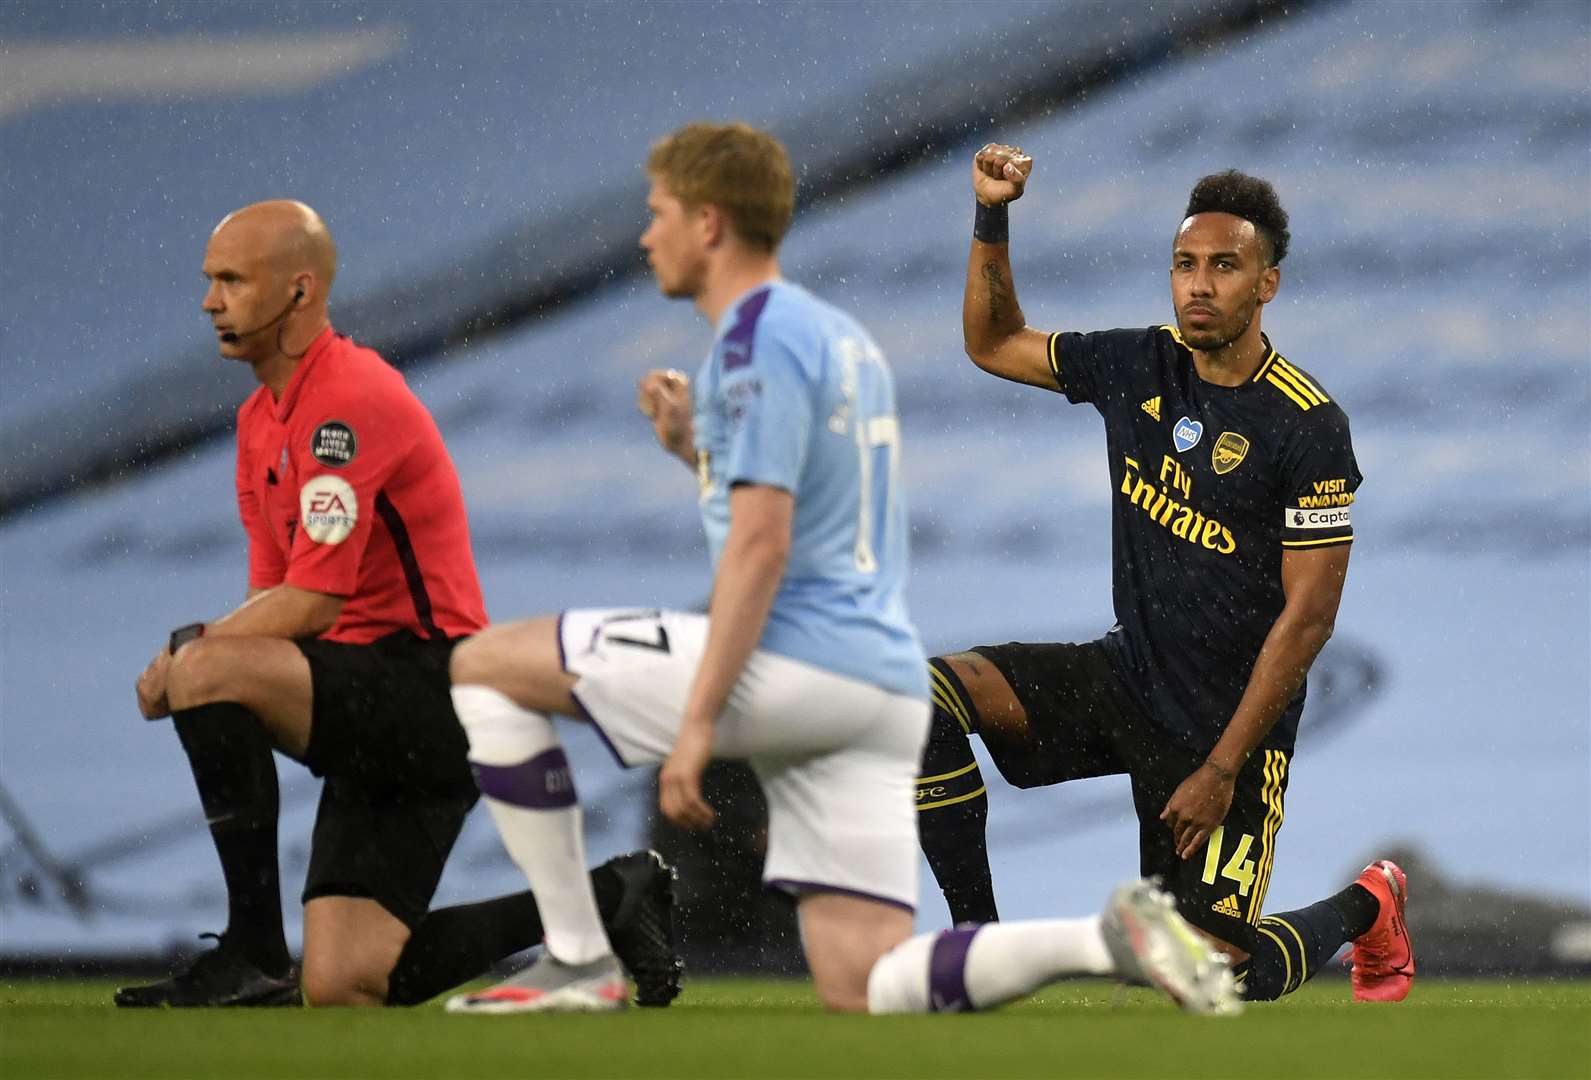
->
[1050,325,1361,753]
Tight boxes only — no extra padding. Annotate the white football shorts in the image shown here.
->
[558,607,930,911]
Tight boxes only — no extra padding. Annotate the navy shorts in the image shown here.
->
[970,638,1289,951]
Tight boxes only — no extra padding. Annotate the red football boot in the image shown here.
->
[1348,859,1414,1002]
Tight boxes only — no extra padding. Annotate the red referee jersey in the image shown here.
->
[235,327,487,643]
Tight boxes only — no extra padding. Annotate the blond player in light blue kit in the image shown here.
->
[444,122,1238,1015]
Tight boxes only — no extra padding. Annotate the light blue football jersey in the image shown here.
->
[693,282,927,700]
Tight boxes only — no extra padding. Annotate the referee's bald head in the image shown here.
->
[211,200,338,296]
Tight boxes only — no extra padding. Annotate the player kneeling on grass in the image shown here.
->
[121,200,680,1010]
[913,143,1413,1005]
[444,122,1238,1016]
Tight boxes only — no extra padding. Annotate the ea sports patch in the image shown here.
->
[1212,431,1250,475]
[310,420,357,468]
[1172,415,1203,452]
[299,475,359,544]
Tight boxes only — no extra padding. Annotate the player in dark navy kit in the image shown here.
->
[914,149,1414,1003]
[120,201,680,1010]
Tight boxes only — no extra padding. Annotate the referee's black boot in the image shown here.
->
[602,850,684,1007]
[114,933,301,1008]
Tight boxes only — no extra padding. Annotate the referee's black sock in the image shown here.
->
[171,701,290,978]
[1239,884,1379,1001]
[917,658,998,925]
[385,861,630,1005]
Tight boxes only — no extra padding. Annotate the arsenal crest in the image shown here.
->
[1212,432,1250,475]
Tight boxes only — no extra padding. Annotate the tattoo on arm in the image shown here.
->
[982,261,1009,325]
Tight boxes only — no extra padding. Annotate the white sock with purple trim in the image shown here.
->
[868,917,1112,1013]
[451,684,611,964]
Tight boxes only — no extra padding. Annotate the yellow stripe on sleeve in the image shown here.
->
[1047,332,1062,385]
[1266,373,1313,410]
[1273,358,1329,403]
[1269,363,1326,406]
[1281,535,1354,548]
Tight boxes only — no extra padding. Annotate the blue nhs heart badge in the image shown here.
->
[1172,416,1204,452]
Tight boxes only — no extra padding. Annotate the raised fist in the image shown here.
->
[973,143,1033,207]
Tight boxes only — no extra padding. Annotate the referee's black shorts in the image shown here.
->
[296,630,478,930]
[969,638,1289,952]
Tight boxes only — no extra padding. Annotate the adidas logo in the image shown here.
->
[1141,396,1162,421]
[1211,894,1242,918]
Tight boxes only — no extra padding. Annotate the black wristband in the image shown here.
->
[169,622,206,653]
[973,201,1009,244]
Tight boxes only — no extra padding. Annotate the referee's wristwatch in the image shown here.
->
[169,622,207,653]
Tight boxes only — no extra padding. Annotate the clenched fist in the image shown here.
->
[637,368,694,462]
[973,143,1034,207]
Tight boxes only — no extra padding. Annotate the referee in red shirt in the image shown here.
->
[122,201,681,1008]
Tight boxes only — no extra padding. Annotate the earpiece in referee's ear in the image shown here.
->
[294,287,304,302]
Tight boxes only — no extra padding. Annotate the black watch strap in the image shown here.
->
[169,622,206,652]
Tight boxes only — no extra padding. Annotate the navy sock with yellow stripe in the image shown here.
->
[917,658,998,924]
[1241,886,1373,1001]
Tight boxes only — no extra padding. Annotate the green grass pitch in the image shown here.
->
[3,978,1589,1079]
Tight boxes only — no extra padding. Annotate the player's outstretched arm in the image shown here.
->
[637,368,696,469]
[962,143,1058,391]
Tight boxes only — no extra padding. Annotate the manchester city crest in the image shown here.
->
[1212,431,1250,475]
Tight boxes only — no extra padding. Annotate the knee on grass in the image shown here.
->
[301,956,389,1008]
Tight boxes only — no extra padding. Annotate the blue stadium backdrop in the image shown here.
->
[1,0,1587,967]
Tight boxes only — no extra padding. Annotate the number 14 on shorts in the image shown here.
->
[1201,825,1257,896]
